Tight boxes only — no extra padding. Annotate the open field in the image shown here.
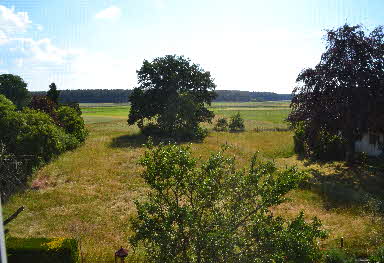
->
[4,101,384,261]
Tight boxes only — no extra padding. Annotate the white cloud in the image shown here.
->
[14,58,23,67]
[36,24,43,31]
[0,5,31,44]
[154,0,165,9]
[94,6,121,20]
[9,37,82,65]
[66,52,137,90]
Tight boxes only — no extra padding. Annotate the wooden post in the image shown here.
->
[340,237,344,248]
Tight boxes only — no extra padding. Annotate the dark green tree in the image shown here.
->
[229,112,245,132]
[128,55,217,140]
[130,143,327,263]
[214,117,229,131]
[0,74,30,109]
[47,82,60,104]
[288,24,384,161]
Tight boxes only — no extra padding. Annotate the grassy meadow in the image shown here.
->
[3,101,384,261]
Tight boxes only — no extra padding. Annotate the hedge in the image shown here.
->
[6,237,78,263]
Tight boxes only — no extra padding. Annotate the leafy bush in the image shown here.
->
[0,94,16,112]
[130,143,327,263]
[292,122,345,161]
[0,103,80,165]
[55,106,87,142]
[28,95,60,124]
[369,246,384,263]
[214,117,228,131]
[229,112,245,132]
[6,237,78,263]
[323,248,355,263]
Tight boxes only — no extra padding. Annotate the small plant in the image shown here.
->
[323,248,355,263]
[369,246,384,263]
[214,117,228,131]
[229,112,245,132]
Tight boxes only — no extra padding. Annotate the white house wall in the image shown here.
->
[355,133,383,156]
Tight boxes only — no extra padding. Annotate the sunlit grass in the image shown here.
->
[3,102,384,261]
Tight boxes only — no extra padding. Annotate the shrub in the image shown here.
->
[369,246,384,263]
[28,95,58,114]
[55,106,87,143]
[323,248,355,263]
[229,112,245,132]
[6,237,78,263]
[214,117,228,131]
[0,105,80,165]
[130,143,327,263]
[292,122,345,161]
[0,94,16,113]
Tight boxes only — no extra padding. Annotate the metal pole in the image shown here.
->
[0,197,8,263]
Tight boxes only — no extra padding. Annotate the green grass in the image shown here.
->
[3,101,384,261]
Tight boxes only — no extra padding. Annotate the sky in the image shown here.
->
[0,0,383,93]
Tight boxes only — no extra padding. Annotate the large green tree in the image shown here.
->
[128,55,217,140]
[0,74,30,109]
[288,24,384,161]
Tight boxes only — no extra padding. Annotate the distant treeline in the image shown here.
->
[31,89,292,103]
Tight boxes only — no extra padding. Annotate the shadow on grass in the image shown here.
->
[301,160,384,212]
[110,133,152,148]
[110,132,205,149]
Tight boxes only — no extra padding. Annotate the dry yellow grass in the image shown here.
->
[3,112,384,260]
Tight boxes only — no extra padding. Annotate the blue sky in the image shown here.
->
[0,0,383,93]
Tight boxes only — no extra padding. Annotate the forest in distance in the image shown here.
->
[31,89,292,103]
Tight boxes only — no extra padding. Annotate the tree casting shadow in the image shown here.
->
[302,162,384,212]
[110,132,204,149]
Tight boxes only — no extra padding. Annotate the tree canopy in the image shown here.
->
[288,24,384,160]
[0,74,30,109]
[47,82,60,104]
[128,55,217,140]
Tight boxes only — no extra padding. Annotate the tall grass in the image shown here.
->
[3,102,384,261]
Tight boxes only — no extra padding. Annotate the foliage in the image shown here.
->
[6,237,78,263]
[62,101,82,115]
[0,74,30,109]
[288,24,384,161]
[0,101,79,165]
[130,143,327,263]
[0,94,16,112]
[0,143,27,201]
[214,117,229,131]
[292,122,345,161]
[323,248,355,263]
[55,106,87,143]
[128,55,217,140]
[28,95,60,125]
[229,112,245,132]
[47,82,60,104]
[369,246,384,263]
[32,89,291,103]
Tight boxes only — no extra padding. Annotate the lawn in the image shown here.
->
[3,101,384,262]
